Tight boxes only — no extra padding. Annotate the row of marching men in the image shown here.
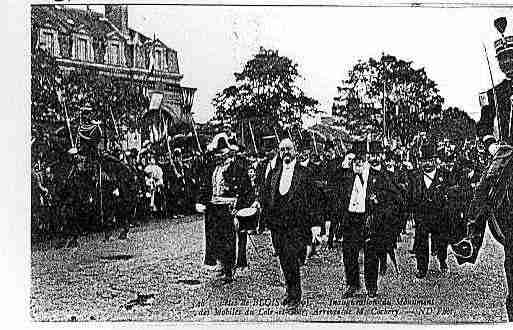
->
[197,133,479,309]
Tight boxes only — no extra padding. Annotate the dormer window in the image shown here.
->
[76,37,88,61]
[104,33,125,66]
[155,49,162,70]
[40,31,53,50]
[72,32,94,62]
[107,41,121,65]
[38,28,60,56]
[153,46,167,71]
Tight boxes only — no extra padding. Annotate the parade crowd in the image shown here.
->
[193,127,493,308]
[31,119,509,312]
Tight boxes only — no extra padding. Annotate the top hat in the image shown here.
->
[351,140,367,158]
[368,140,383,154]
[419,143,437,160]
[324,139,335,151]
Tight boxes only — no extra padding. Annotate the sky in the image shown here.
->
[84,4,513,124]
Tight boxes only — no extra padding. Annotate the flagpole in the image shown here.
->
[483,43,502,141]
[248,119,258,154]
[273,127,280,144]
[311,131,318,155]
[57,91,75,149]
[192,120,203,154]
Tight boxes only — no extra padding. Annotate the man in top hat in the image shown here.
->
[257,138,314,308]
[336,140,399,298]
[408,143,451,278]
[384,149,410,242]
[324,142,346,249]
[368,141,403,276]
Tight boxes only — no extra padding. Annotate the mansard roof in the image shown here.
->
[32,5,178,53]
[31,5,124,40]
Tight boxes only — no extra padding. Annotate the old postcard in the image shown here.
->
[26,0,513,323]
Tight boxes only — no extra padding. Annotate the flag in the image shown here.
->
[159,91,193,131]
[479,91,490,107]
[143,90,193,141]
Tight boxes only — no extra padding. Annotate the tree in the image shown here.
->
[31,48,149,165]
[212,47,319,139]
[430,107,477,144]
[333,54,444,145]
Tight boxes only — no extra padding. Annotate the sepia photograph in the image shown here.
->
[24,0,513,323]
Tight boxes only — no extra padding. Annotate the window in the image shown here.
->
[40,32,53,51]
[76,38,88,61]
[108,43,120,65]
[155,49,162,70]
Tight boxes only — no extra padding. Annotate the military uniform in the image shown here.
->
[479,78,513,145]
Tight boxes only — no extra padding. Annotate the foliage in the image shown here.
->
[430,106,477,144]
[31,48,149,164]
[212,47,319,137]
[332,54,444,145]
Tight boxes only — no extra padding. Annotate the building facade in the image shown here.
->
[31,4,184,102]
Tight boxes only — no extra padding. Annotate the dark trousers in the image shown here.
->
[271,230,306,301]
[236,231,248,268]
[328,216,341,247]
[341,212,380,292]
[377,250,387,274]
[414,219,448,274]
[204,203,236,277]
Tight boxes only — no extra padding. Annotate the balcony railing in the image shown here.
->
[55,57,183,83]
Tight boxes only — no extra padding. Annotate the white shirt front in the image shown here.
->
[348,164,370,213]
[279,158,296,195]
[212,162,230,197]
[423,169,436,189]
[144,164,163,186]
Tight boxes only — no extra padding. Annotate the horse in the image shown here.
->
[37,119,141,247]
[453,144,513,321]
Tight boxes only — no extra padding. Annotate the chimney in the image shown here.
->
[104,5,129,36]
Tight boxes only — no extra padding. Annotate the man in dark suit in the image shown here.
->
[337,141,400,298]
[258,138,314,308]
[324,145,346,248]
[408,143,450,278]
[367,142,403,276]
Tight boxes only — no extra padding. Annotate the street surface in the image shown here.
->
[31,215,509,322]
